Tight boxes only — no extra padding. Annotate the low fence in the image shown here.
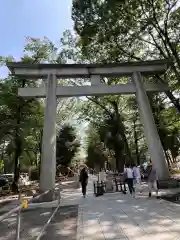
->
[0,183,61,240]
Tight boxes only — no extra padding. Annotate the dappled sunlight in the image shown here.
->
[84,236,106,240]
[113,214,129,220]
[55,228,74,236]
[61,180,76,185]
[0,205,78,240]
[84,219,100,226]
[116,199,126,203]
[77,176,180,239]
[131,232,179,240]
[157,218,174,225]
[2,214,16,224]
[2,176,180,239]
[40,211,51,216]
[27,227,42,238]
[0,208,53,240]
[39,205,78,240]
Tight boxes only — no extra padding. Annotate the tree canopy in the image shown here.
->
[0,37,82,191]
[71,0,180,171]
[56,124,80,167]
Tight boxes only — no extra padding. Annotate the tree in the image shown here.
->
[0,159,4,173]
[71,0,180,171]
[56,124,80,167]
[124,96,147,165]
[72,0,180,112]
[0,36,82,191]
[85,124,108,170]
[0,73,44,191]
[97,113,127,171]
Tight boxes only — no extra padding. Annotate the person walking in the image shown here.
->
[124,164,135,197]
[133,164,142,193]
[147,160,159,198]
[79,167,88,198]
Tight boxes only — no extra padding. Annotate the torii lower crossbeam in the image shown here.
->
[18,83,168,98]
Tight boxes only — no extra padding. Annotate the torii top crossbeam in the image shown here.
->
[7,59,169,78]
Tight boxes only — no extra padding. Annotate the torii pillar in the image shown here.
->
[40,74,57,196]
[132,72,170,180]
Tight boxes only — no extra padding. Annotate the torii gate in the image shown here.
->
[7,59,170,195]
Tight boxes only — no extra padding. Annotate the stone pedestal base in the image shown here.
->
[159,179,179,189]
[32,189,56,203]
[106,180,114,193]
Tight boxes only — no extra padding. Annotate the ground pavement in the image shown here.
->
[0,180,80,240]
[77,175,180,240]
[1,176,180,239]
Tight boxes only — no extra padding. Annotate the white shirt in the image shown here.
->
[99,171,106,182]
[133,166,141,179]
[125,168,133,178]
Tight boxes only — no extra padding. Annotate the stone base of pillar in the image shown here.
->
[32,189,56,203]
[159,179,179,189]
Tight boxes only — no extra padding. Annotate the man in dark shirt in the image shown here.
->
[79,167,88,198]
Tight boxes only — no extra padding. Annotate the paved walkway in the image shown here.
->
[77,176,180,240]
[1,176,180,239]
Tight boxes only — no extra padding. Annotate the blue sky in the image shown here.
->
[0,0,73,77]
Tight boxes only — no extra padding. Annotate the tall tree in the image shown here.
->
[0,36,82,191]
[56,124,80,167]
[72,0,180,112]
[85,124,108,170]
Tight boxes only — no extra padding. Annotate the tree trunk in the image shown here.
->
[38,129,43,176]
[164,90,180,114]
[12,131,22,193]
[12,79,25,193]
[122,133,133,164]
[133,120,140,165]
[111,101,133,163]
[155,75,180,114]
[1,140,6,173]
[165,151,171,167]
[114,150,124,172]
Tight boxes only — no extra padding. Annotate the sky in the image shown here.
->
[0,0,73,77]
[0,0,88,155]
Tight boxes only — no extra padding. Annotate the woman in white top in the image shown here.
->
[132,164,142,193]
[124,164,135,197]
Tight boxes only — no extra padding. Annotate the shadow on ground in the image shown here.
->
[0,200,13,209]
[78,192,180,239]
[0,205,78,240]
[161,192,180,204]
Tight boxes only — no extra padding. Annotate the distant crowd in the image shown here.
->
[79,160,159,199]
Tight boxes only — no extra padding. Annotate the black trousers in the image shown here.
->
[81,182,87,196]
[126,178,135,194]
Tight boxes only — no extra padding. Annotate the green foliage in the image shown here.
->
[71,0,180,169]
[0,36,82,185]
[0,76,44,173]
[85,124,108,169]
[72,0,180,111]
[56,124,80,167]
[0,159,4,173]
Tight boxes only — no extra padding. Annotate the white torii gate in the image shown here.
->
[7,60,170,195]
